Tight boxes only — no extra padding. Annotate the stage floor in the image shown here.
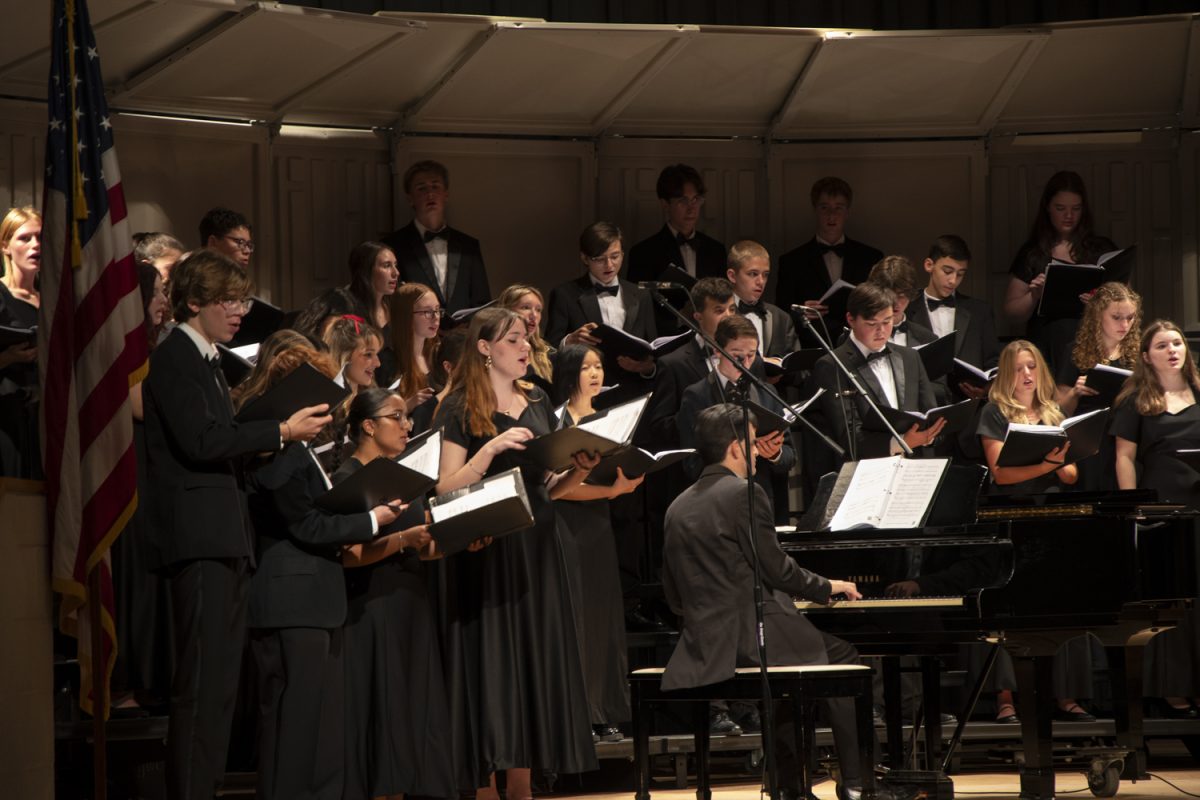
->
[555,768,1200,800]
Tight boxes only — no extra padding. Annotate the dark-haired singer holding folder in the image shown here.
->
[143,252,331,800]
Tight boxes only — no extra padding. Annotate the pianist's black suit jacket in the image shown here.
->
[811,338,936,460]
[143,327,282,570]
[383,221,491,317]
[246,443,375,630]
[662,464,832,690]
[774,236,883,310]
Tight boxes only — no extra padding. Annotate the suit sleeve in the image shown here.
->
[265,447,376,548]
[147,349,281,463]
[915,355,937,412]
[977,300,1001,371]
[736,482,831,603]
[641,365,683,450]
[676,385,703,482]
[467,238,491,308]
[543,284,574,347]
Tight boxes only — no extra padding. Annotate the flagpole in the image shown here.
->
[88,568,107,800]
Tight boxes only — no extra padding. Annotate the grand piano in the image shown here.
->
[782,486,1197,800]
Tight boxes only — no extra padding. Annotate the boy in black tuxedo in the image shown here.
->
[199,206,253,270]
[628,163,726,333]
[545,221,658,394]
[143,251,331,800]
[906,235,999,401]
[727,240,798,361]
[810,283,944,462]
[866,256,937,350]
[382,160,491,318]
[776,177,883,338]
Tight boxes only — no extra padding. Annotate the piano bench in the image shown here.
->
[630,665,875,800]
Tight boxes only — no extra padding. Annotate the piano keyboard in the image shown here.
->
[794,596,965,610]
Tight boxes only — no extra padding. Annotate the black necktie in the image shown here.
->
[593,282,619,297]
[927,294,956,311]
[819,242,846,257]
[738,300,765,317]
[866,348,890,363]
[676,232,696,249]
[423,228,447,243]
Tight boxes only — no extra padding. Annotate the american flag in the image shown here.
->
[40,0,148,719]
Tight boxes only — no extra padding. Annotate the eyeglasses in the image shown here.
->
[588,251,624,265]
[219,298,254,314]
[372,412,408,422]
[223,235,255,254]
[670,194,705,209]
[414,308,445,320]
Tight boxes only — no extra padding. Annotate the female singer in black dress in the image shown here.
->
[1112,320,1200,718]
[498,283,555,388]
[1055,282,1141,491]
[551,344,642,742]
[325,316,384,398]
[0,206,41,477]
[332,387,458,800]
[432,307,598,799]
[976,340,1097,722]
[1001,171,1118,371]
[392,283,441,424]
[238,344,403,800]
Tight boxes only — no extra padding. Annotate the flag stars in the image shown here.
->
[99,116,111,130]
[88,47,98,60]
[50,118,64,132]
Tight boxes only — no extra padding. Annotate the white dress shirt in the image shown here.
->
[848,331,898,409]
[817,235,845,285]
[592,280,626,330]
[414,219,449,295]
[668,224,698,277]
[923,291,956,339]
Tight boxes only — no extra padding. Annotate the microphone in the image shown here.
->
[791,304,825,317]
[638,281,685,290]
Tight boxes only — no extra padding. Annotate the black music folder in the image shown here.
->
[762,349,822,378]
[1037,247,1136,319]
[743,390,823,436]
[526,394,650,472]
[585,446,694,485]
[914,332,955,381]
[1083,364,1132,406]
[951,358,998,389]
[590,325,691,361]
[864,398,980,437]
[217,343,258,388]
[230,296,286,348]
[316,456,435,514]
[235,362,350,423]
[0,324,36,349]
[995,407,1110,467]
[428,467,533,556]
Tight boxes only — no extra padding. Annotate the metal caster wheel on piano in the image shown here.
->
[1085,757,1123,798]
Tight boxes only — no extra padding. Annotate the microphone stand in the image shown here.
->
[644,286,839,800]
[792,305,913,457]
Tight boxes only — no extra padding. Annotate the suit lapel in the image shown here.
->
[889,350,906,409]
[577,280,602,325]
[761,308,775,352]
[406,227,445,305]
[444,234,462,304]
[952,299,971,356]
[621,280,640,333]
[660,226,686,277]
[846,344,888,407]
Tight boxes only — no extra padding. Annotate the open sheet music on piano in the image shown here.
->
[828,456,950,530]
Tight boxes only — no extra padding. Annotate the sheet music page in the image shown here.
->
[878,458,949,528]
[397,429,441,479]
[230,343,260,363]
[578,395,649,444]
[829,456,901,530]
[430,471,519,522]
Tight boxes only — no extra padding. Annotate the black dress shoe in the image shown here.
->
[625,608,672,633]
[593,724,623,742]
[732,705,762,733]
[838,783,915,800]
[1054,704,1096,722]
[995,703,1020,724]
[938,712,957,725]
[709,710,743,736]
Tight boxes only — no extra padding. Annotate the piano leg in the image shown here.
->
[882,658,904,769]
[921,657,944,770]
[1012,654,1056,800]
[1107,644,1148,781]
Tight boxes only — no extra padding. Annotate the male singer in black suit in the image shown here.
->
[906,235,999,401]
[545,221,658,394]
[728,240,798,360]
[383,160,491,318]
[247,434,397,799]
[775,177,883,341]
[663,403,876,800]
[810,283,944,462]
[143,251,331,800]
[677,315,796,522]
[865,256,938,350]
[627,164,727,333]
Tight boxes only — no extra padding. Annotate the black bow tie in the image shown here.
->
[819,242,846,257]
[423,228,447,243]
[675,232,697,249]
[926,294,956,311]
[893,321,908,334]
[592,282,619,297]
[865,348,890,362]
[206,354,222,370]
[738,300,765,317]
